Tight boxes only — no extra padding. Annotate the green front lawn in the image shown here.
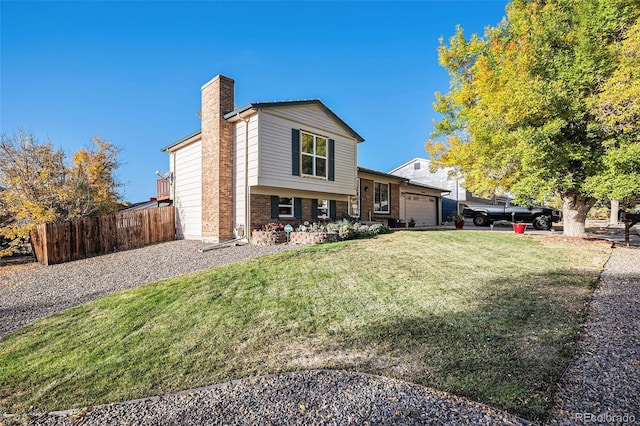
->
[0,231,610,421]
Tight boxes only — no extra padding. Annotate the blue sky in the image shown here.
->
[1,1,508,202]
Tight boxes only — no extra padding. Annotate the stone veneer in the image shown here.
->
[201,75,235,242]
[290,232,338,245]
[251,231,288,245]
[251,231,338,246]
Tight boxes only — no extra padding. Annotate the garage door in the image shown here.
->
[402,194,438,226]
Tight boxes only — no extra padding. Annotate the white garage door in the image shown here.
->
[403,194,438,227]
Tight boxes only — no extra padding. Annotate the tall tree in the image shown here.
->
[587,18,640,207]
[427,0,640,236]
[64,137,122,218]
[0,129,122,256]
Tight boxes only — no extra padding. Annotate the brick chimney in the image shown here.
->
[201,74,235,241]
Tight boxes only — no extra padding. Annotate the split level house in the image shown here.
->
[158,74,448,242]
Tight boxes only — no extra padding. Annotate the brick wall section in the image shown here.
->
[201,75,235,241]
[302,198,313,220]
[360,178,374,222]
[336,201,348,218]
[389,183,400,219]
[250,194,272,232]
[358,178,398,225]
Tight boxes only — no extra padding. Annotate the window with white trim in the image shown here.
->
[301,131,327,178]
[374,182,389,213]
[279,197,294,217]
[317,199,330,219]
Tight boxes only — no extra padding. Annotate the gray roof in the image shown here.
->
[161,130,202,152]
[162,99,364,152]
[224,99,364,143]
[358,166,450,194]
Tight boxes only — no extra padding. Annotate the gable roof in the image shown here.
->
[161,130,202,152]
[358,166,450,194]
[224,99,364,143]
[388,157,431,174]
[162,99,364,152]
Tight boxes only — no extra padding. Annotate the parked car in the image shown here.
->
[462,202,561,230]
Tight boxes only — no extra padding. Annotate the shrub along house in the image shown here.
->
[159,74,449,243]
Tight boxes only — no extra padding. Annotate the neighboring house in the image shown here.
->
[161,74,364,242]
[356,167,448,227]
[122,199,172,211]
[389,158,509,221]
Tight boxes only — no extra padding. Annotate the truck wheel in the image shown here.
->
[532,216,551,230]
[473,215,490,226]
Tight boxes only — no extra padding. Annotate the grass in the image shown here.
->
[0,231,611,421]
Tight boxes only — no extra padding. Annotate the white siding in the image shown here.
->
[255,106,358,196]
[392,158,463,201]
[233,115,260,236]
[172,141,202,239]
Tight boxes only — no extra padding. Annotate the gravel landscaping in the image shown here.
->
[26,370,530,426]
[0,240,297,339]
[547,246,640,425]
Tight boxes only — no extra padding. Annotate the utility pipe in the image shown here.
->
[237,111,251,243]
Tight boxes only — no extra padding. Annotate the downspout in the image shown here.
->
[455,176,459,214]
[171,152,177,238]
[171,153,176,202]
[237,111,251,243]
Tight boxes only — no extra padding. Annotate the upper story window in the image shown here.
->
[414,162,421,170]
[374,182,390,213]
[301,131,327,178]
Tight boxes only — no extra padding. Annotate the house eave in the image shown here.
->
[405,181,451,195]
[161,130,202,152]
[358,166,450,194]
[224,100,365,143]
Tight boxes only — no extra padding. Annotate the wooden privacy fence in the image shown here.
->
[30,206,175,265]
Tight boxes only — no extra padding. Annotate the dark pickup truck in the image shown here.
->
[462,202,562,230]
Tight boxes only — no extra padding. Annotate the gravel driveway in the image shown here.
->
[2,242,638,425]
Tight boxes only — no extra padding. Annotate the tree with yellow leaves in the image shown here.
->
[427,0,640,236]
[0,129,122,256]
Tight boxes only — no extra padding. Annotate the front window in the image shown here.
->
[374,182,389,213]
[279,197,294,217]
[317,199,330,219]
[301,131,327,178]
